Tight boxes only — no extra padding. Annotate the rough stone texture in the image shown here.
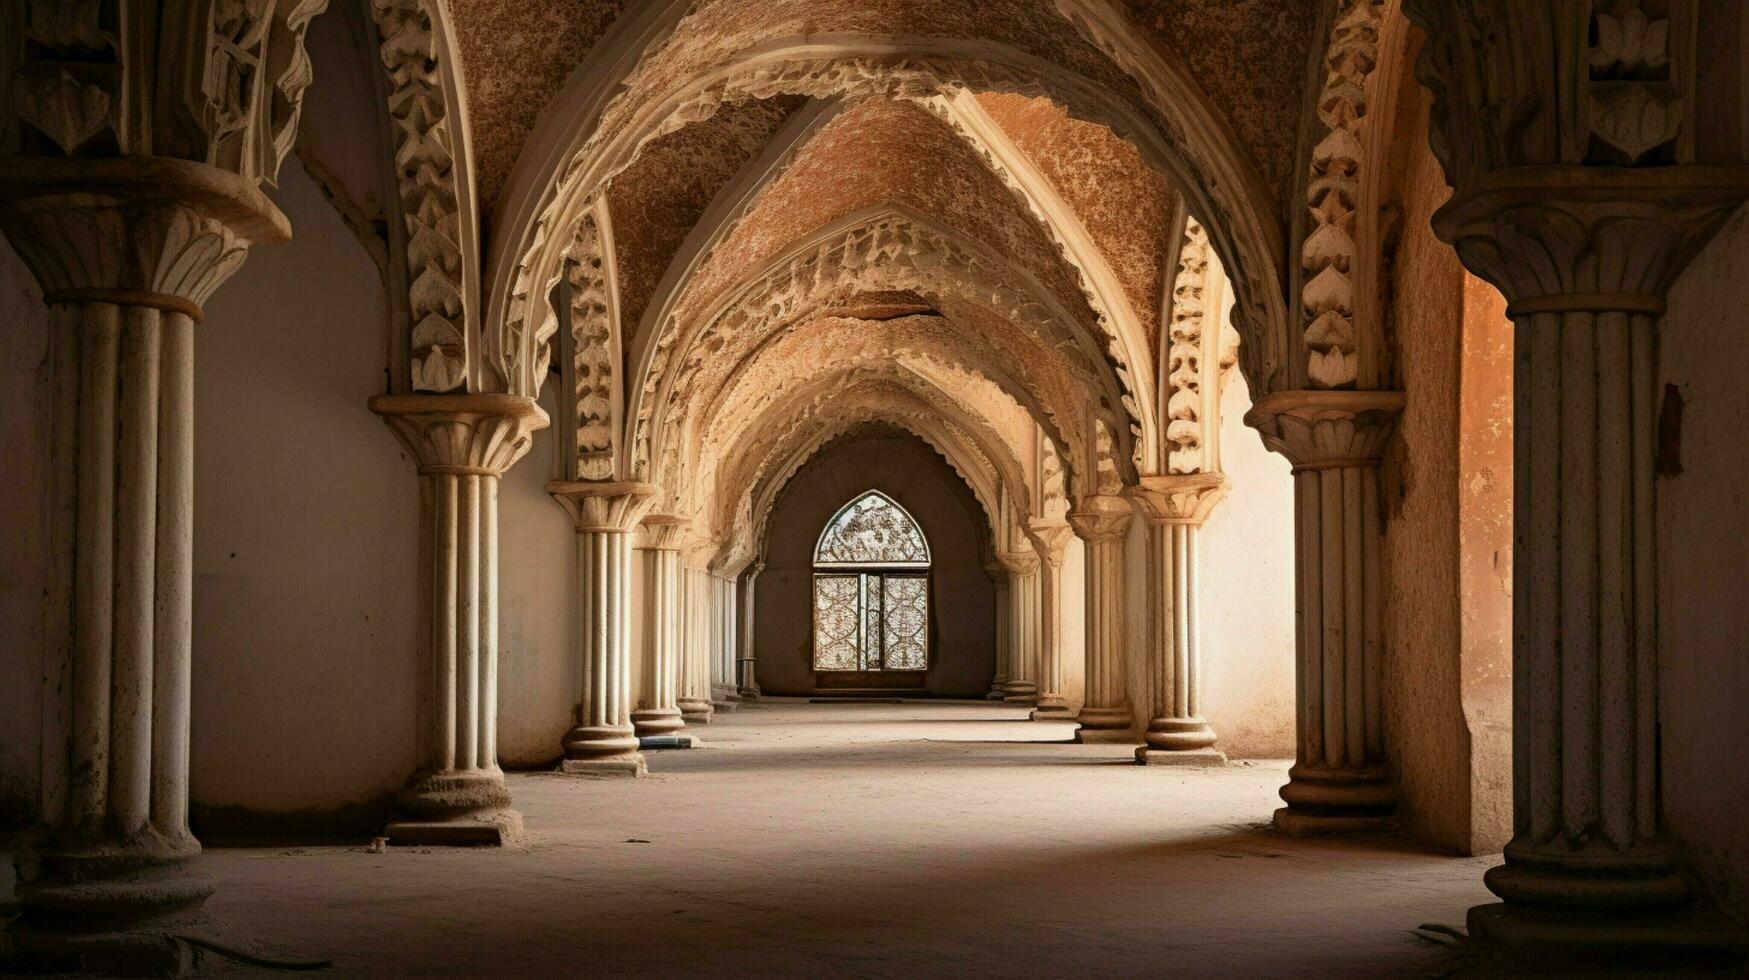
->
[1379,88,1512,857]
[0,703,1499,976]
[452,0,630,216]
[671,99,1095,340]
[607,96,807,335]
[1121,0,1316,222]
[976,92,1178,355]
[756,430,996,698]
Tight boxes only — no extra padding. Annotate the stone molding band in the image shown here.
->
[1504,293,1667,318]
[41,288,206,322]
[1288,458,1384,474]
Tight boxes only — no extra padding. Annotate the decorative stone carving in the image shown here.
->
[0,148,291,973]
[9,0,326,185]
[547,481,657,776]
[564,205,619,479]
[370,394,547,845]
[371,0,470,393]
[1301,0,1384,390]
[635,213,1125,491]
[1129,474,1228,767]
[1067,494,1134,743]
[1245,389,1403,835]
[1404,0,1699,191]
[1165,216,1212,473]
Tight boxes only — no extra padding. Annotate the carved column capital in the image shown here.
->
[636,514,690,551]
[0,157,291,315]
[982,560,1009,586]
[996,550,1040,578]
[1128,474,1229,526]
[371,394,548,477]
[1026,521,1074,566]
[1067,494,1133,543]
[1244,389,1404,470]
[546,481,656,533]
[1433,166,1749,312]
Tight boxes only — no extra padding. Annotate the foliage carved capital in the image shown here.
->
[1067,493,1133,543]
[370,393,548,477]
[546,481,657,534]
[1243,389,1403,470]
[1127,473,1228,527]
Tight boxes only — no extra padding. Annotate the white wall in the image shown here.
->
[495,386,578,768]
[190,154,417,836]
[1659,198,1749,927]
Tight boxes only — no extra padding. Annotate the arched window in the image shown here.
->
[813,491,930,673]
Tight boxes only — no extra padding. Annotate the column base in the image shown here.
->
[3,922,200,977]
[1030,696,1074,721]
[558,756,647,778]
[1467,902,1747,970]
[630,707,685,737]
[1074,728,1140,745]
[7,840,215,977]
[985,678,1009,701]
[1002,681,1039,705]
[1136,746,1227,767]
[1485,839,1692,910]
[386,809,523,847]
[735,685,761,701]
[1074,704,1133,737]
[1143,717,1217,752]
[1273,763,1396,835]
[678,698,714,724]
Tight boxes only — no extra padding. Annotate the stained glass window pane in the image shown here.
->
[813,574,860,670]
[815,491,930,565]
[881,575,928,669]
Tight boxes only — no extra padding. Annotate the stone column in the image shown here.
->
[372,395,546,843]
[0,159,287,971]
[1246,390,1401,834]
[1067,495,1134,742]
[677,549,715,724]
[1130,474,1229,766]
[1028,523,1076,720]
[736,561,764,699]
[999,551,1041,705]
[547,482,656,776]
[710,573,740,707]
[1433,171,1749,951]
[983,561,1011,701]
[631,515,687,737]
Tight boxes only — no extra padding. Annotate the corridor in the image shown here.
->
[172,702,1494,977]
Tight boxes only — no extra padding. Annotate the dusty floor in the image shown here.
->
[14,701,1510,978]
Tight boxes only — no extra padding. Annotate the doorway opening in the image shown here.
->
[812,490,932,691]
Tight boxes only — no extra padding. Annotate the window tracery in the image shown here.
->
[812,492,931,671]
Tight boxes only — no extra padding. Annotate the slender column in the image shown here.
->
[999,552,1041,705]
[1028,524,1076,720]
[1067,495,1135,743]
[0,162,288,970]
[983,562,1011,700]
[1246,391,1400,834]
[631,516,688,737]
[710,572,741,707]
[372,396,546,841]
[1130,475,1229,766]
[548,482,656,776]
[677,550,715,724]
[1431,171,1749,952]
[736,561,764,699]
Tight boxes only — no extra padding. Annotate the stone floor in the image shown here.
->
[14,701,1522,977]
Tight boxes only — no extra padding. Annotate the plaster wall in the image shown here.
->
[1378,91,1513,856]
[1195,370,1297,759]
[1659,197,1749,926]
[495,385,578,769]
[753,432,996,697]
[189,154,415,837]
